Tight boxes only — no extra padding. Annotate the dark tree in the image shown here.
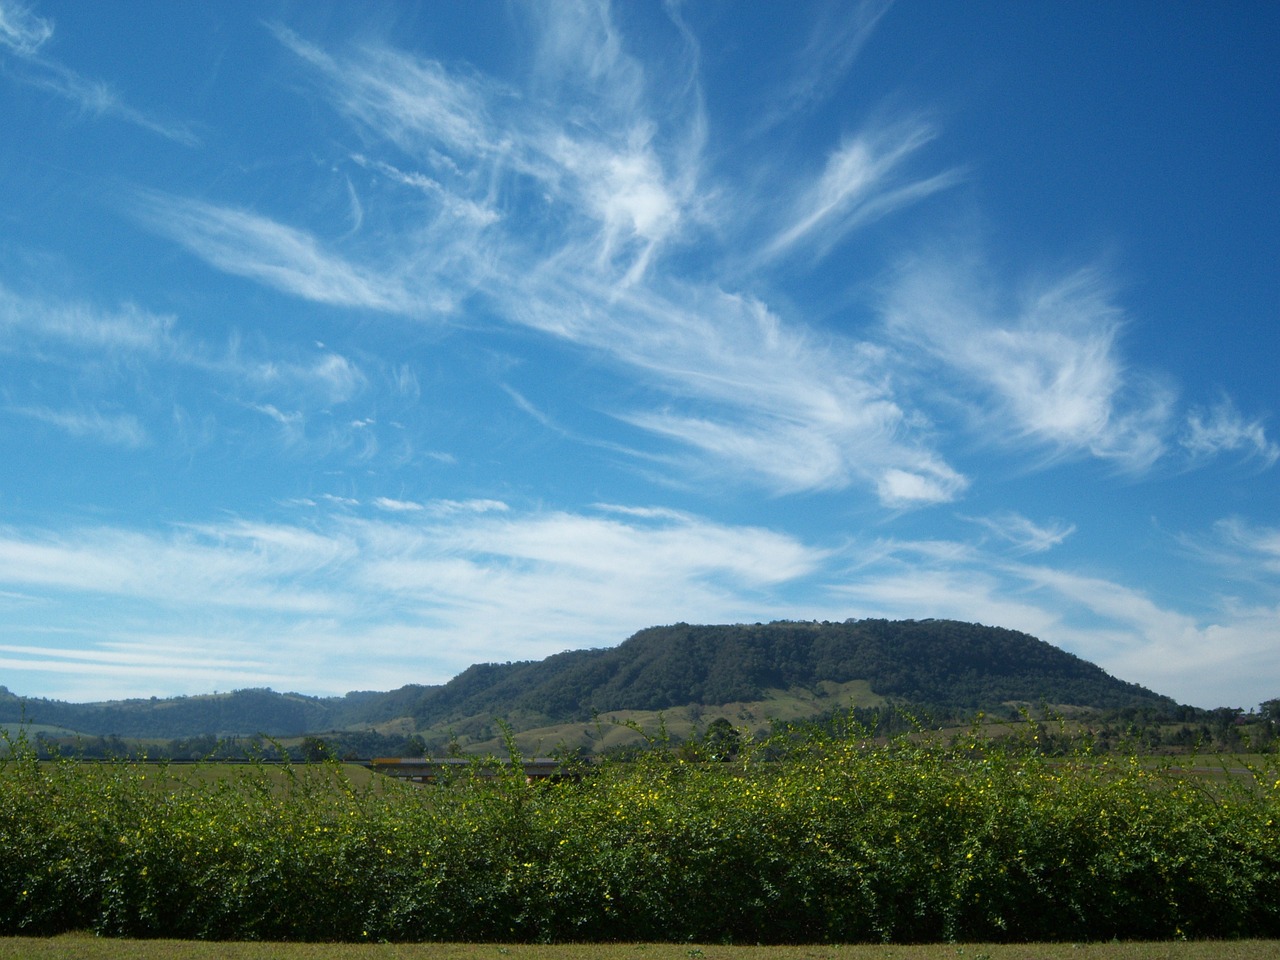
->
[703,717,741,761]
[300,736,333,762]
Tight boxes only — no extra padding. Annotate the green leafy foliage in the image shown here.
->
[2,721,1277,944]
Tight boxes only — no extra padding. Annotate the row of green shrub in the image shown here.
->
[2,723,1277,943]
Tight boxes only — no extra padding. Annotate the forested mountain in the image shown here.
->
[403,619,1174,727]
[1,619,1176,741]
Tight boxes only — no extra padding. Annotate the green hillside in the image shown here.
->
[406,618,1174,729]
[1,619,1176,746]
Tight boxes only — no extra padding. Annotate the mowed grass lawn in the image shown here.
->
[2,936,1279,960]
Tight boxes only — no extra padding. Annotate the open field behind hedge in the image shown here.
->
[2,723,1278,945]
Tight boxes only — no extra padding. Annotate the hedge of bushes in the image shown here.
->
[2,724,1277,943]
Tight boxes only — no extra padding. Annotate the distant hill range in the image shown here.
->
[1,620,1177,748]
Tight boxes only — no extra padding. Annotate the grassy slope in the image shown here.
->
[432,679,887,756]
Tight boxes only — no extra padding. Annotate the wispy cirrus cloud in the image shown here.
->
[244,352,366,406]
[964,512,1076,554]
[0,0,197,145]
[132,6,1264,511]
[757,0,895,130]
[761,120,960,264]
[506,275,966,502]
[270,23,501,163]
[0,497,1271,707]
[19,58,200,145]
[0,283,376,463]
[884,260,1175,471]
[1182,397,1278,467]
[277,12,693,289]
[352,155,499,228]
[0,283,177,356]
[0,521,346,614]
[527,0,647,117]
[550,130,684,284]
[0,635,283,703]
[0,503,824,697]
[372,497,424,513]
[129,12,963,507]
[364,504,822,593]
[9,404,147,448]
[1203,517,1280,578]
[294,9,964,505]
[0,0,51,55]
[132,193,413,313]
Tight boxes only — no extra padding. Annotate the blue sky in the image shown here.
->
[0,1,1276,709]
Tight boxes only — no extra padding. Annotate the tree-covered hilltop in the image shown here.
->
[2,619,1181,743]
[405,619,1175,728]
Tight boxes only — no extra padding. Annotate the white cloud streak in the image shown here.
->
[0,0,197,144]
[508,278,966,501]
[884,261,1176,470]
[0,522,348,615]
[0,284,372,461]
[373,497,423,513]
[1011,563,1279,710]
[0,284,176,356]
[760,0,894,129]
[0,0,51,55]
[0,504,824,698]
[10,405,147,448]
[270,24,500,162]
[1182,397,1278,467]
[1209,517,1280,577]
[762,121,959,264]
[121,6,1269,510]
[132,193,413,313]
[965,512,1076,554]
[121,11,966,507]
